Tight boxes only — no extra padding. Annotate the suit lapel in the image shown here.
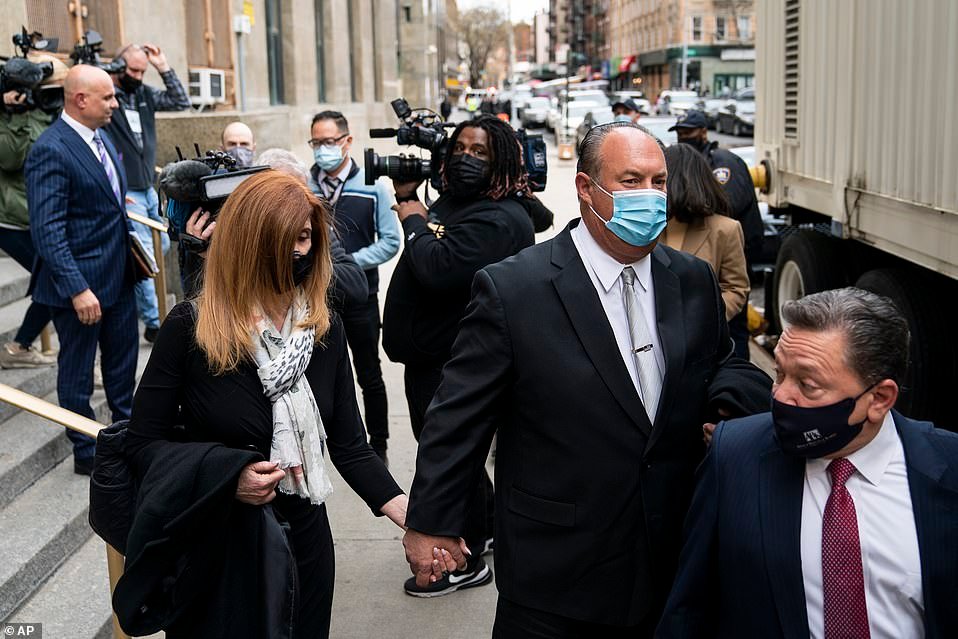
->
[551,225,652,436]
[759,445,810,639]
[646,248,685,445]
[897,412,958,629]
[55,119,122,209]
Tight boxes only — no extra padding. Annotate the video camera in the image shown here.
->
[364,97,548,193]
[159,145,269,244]
[70,30,126,74]
[0,28,62,113]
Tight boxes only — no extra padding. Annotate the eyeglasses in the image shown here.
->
[307,134,348,149]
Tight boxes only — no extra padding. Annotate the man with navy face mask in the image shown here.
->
[401,121,770,636]
[307,111,400,463]
[659,287,958,638]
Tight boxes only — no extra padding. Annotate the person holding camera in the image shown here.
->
[119,171,408,637]
[383,114,535,596]
[308,111,400,464]
[0,52,68,369]
[103,42,189,343]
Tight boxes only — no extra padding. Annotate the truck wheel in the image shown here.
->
[855,268,955,427]
[769,229,847,333]
[715,118,723,134]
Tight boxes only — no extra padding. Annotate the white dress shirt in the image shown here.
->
[570,221,664,399]
[801,412,924,638]
[318,158,352,199]
[60,111,119,178]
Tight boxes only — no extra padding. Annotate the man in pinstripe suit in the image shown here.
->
[25,65,138,475]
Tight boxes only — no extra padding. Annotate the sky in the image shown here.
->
[456,0,548,24]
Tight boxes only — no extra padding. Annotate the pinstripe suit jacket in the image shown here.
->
[657,410,958,639]
[25,117,134,308]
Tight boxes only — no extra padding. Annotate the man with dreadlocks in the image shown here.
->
[383,114,535,596]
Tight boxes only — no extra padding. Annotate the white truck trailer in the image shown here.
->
[755,0,958,426]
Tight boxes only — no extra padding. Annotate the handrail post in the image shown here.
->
[106,544,130,639]
[39,324,52,354]
[151,228,168,322]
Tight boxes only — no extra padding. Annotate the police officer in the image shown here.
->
[670,109,762,359]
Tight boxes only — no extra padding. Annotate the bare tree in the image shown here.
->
[459,5,509,87]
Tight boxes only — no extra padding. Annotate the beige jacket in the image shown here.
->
[660,215,750,320]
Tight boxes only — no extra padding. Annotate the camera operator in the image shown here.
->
[382,114,535,595]
[0,52,67,369]
[102,43,189,343]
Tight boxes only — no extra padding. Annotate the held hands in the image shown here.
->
[235,461,286,505]
[72,289,101,325]
[403,528,470,587]
[142,43,171,73]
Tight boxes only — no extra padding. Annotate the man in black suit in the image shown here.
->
[402,122,770,636]
[658,287,958,638]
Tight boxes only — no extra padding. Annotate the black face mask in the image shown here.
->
[445,154,491,198]
[771,385,874,458]
[679,137,710,154]
[119,74,142,94]
[292,249,314,287]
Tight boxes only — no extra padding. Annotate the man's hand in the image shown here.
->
[142,43,171,73]
[392,200,427,222]
[403,528,470,587]
[2,91,26,107]
[72,289,101,325]
[235,461,286,505]
[702,408,731,445]
[392,179,423,199]
[185,208,216,256]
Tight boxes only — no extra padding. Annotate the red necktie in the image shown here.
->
[822,458,870,639]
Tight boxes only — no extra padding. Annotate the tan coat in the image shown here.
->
[660,215,750,320]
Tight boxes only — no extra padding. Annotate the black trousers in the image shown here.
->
[492,597,656,639]
[404,363,495,554]
[341,293,389,446]
[729,306,750,361]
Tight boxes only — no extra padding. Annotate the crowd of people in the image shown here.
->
[3,43,956,639]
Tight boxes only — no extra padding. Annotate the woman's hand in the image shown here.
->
[185,208,216,257]
[235,460,286,505]
[380,493,408,530]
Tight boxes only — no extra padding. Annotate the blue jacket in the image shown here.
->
[657,411,958,639]
[25,118,134,308]
[309,159,399,294]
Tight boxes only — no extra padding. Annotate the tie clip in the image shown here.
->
[633,344,653,354]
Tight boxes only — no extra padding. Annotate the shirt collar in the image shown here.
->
[572,219,652,293]
[807,411,899,487]
[319,157,352,183]
[60,111,96,145]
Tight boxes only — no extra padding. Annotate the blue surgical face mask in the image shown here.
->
[314,144,344,172]
[614,114,634,123]
[588,180,668,247]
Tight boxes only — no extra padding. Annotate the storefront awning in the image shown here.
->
[618,55,636,73]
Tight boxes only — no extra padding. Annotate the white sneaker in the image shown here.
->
[0,342,56,369]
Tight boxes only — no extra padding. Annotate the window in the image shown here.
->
[371,0,382,102]
[737,15,752,40]
[715,16,727,41]
[403,5,411,22]
[347,0,359,102]
[27,0,122,54]
[265,0,285,105]
[691,16,702,42]
[315,0,326,102]
[184,0,233,69]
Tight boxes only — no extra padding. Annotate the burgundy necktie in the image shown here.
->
[822,458,870,639]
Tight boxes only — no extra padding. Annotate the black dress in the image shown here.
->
[125,302,403,637]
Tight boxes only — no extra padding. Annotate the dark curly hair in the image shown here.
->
[441,115,528,200]
[664,143,732,224]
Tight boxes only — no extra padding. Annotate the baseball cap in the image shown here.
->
[668,109,708,130]
[611,98,640,113]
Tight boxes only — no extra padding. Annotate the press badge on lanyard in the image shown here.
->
[125,109,143,135]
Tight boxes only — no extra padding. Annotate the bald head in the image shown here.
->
[64,65,117,129]
[222,122,255,151]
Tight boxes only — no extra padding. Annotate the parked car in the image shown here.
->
[565,90,611,107]
[575,107,615,153]
[555,101,604,138]
[520,96,551,128]
[701,97,730,129]
[715,87,755,136]
[657,90,701,116]
[637,116,679,146]
[609,91,652,115]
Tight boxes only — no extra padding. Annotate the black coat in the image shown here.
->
[383,193,534,367]
[405,221,771,629]
[112,441,298,638]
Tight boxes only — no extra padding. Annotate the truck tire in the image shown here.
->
[855,268,955,427]
[769,229,847,333]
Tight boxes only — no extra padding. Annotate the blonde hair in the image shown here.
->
[195,170,333,374]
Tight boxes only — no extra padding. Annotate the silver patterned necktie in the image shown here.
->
[620,266,663,421]
[324,176,342,206]
[93,132,122,206]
